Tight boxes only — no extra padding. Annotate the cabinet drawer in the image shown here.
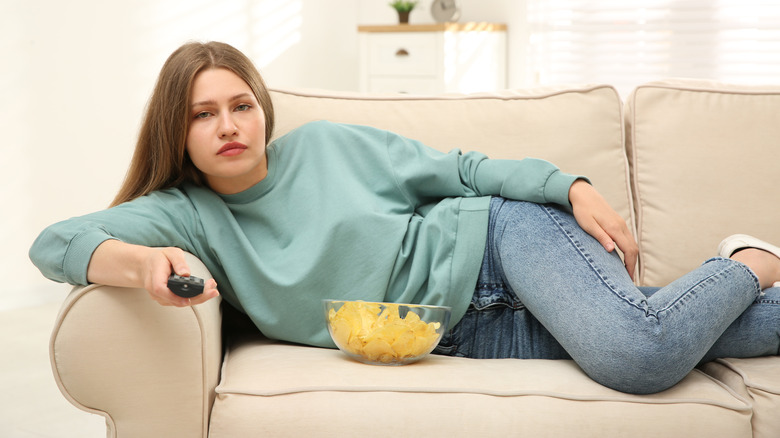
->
[367,33,438,76]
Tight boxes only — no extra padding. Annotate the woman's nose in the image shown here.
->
[218,114,238,137]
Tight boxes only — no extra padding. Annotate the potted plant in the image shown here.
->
[389,0,418,24]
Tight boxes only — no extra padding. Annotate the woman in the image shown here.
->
[29,41,780,394]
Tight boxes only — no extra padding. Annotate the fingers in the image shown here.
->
[149,277,220,307]
[613,230,638,281]
[618,227,639,281]
[164,277,220,307]
[571,186,639,281]
[163,247,191,277]
[185,278,220,306]
[624,252,637,281]
[146,248,184,305]
[593,227,616,253]
[144,247,220,307]
[576,210,617,253]
[596,216,639,281]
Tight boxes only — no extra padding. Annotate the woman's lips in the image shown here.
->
[217,142,247,156]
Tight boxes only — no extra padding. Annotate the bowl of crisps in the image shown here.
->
[324,300,451,366]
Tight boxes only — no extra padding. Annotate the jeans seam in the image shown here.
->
[486,201,525,307]
[492,207,513,298]
[654,259,757,317]
[713,256,763,299]
[541,204,651,315]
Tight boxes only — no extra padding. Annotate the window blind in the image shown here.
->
[527,0,780,94]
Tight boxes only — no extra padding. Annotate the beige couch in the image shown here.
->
[49,79,780,437]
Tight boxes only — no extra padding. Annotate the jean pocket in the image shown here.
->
[472,282,525,311]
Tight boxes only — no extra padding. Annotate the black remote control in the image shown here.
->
[167,274,205,298]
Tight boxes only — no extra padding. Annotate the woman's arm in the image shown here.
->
[30,188,219,306]
[386,130,579,207]
[88,239,219,307]
[383,130,638,279]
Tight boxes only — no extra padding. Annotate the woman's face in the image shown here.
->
[187,68,268,194]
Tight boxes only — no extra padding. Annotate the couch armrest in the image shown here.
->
[49,253,222,438]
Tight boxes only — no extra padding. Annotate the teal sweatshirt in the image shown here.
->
[29,121,581,348]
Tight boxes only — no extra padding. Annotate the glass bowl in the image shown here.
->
[323,299,451,366]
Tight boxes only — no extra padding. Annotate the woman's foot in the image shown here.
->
[719,234,780,290]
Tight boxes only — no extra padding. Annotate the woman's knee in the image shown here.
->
[585,365,683,394]
[573,339,694,394]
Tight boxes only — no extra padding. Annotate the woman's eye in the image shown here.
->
[194,112,211,119]
[235,104,251,112]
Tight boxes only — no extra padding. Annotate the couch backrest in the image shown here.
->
[270,87,635,243]
[626,79,780,286]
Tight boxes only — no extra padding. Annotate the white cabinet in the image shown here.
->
[358,23,507,94]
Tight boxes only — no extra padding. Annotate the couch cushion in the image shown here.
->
[700,357,780,438]
[626,79,780,286]
[208,335,752,437]
[269,86,635,244]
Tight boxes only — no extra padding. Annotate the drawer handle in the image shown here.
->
[395,48,410,57]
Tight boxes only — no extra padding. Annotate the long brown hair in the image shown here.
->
[111,41,275,206]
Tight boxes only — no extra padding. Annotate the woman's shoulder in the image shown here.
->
[276,120,390,143]
[262,122,400,179]
[270,121,392,158]
[122,186,190,203]
[113,186,201,216]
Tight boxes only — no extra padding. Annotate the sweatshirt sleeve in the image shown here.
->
[471,158,586,207]
[29,189,202,285]
[386,130,588,209]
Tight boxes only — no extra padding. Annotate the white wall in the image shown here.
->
[2,0,524,310]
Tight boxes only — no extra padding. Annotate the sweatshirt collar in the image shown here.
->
[216,145,277,205]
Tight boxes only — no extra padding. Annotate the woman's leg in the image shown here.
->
[701,286,780,362]
[431,280,573,361]
[579,286,780,363]
[433,212,572,360]
[492,200,765,394]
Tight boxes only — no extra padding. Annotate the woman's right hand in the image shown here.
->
[88,240,219,307]
[141,246,220,307]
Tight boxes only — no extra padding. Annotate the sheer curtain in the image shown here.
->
[526,0,780,95]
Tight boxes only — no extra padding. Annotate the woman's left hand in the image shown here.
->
[569,179,638,281]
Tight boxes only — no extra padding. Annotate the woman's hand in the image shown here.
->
[569,180,638,280]
[140,247,220,307]
[88,240,219,307]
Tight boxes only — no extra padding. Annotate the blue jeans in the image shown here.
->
[434,198,779,394]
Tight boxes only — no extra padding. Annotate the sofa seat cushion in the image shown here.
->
[208,334,752,437]
[700,357,780,438]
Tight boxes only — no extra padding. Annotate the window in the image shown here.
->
[527,1,780,95]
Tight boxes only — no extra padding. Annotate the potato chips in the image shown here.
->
[327,301,442,364]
